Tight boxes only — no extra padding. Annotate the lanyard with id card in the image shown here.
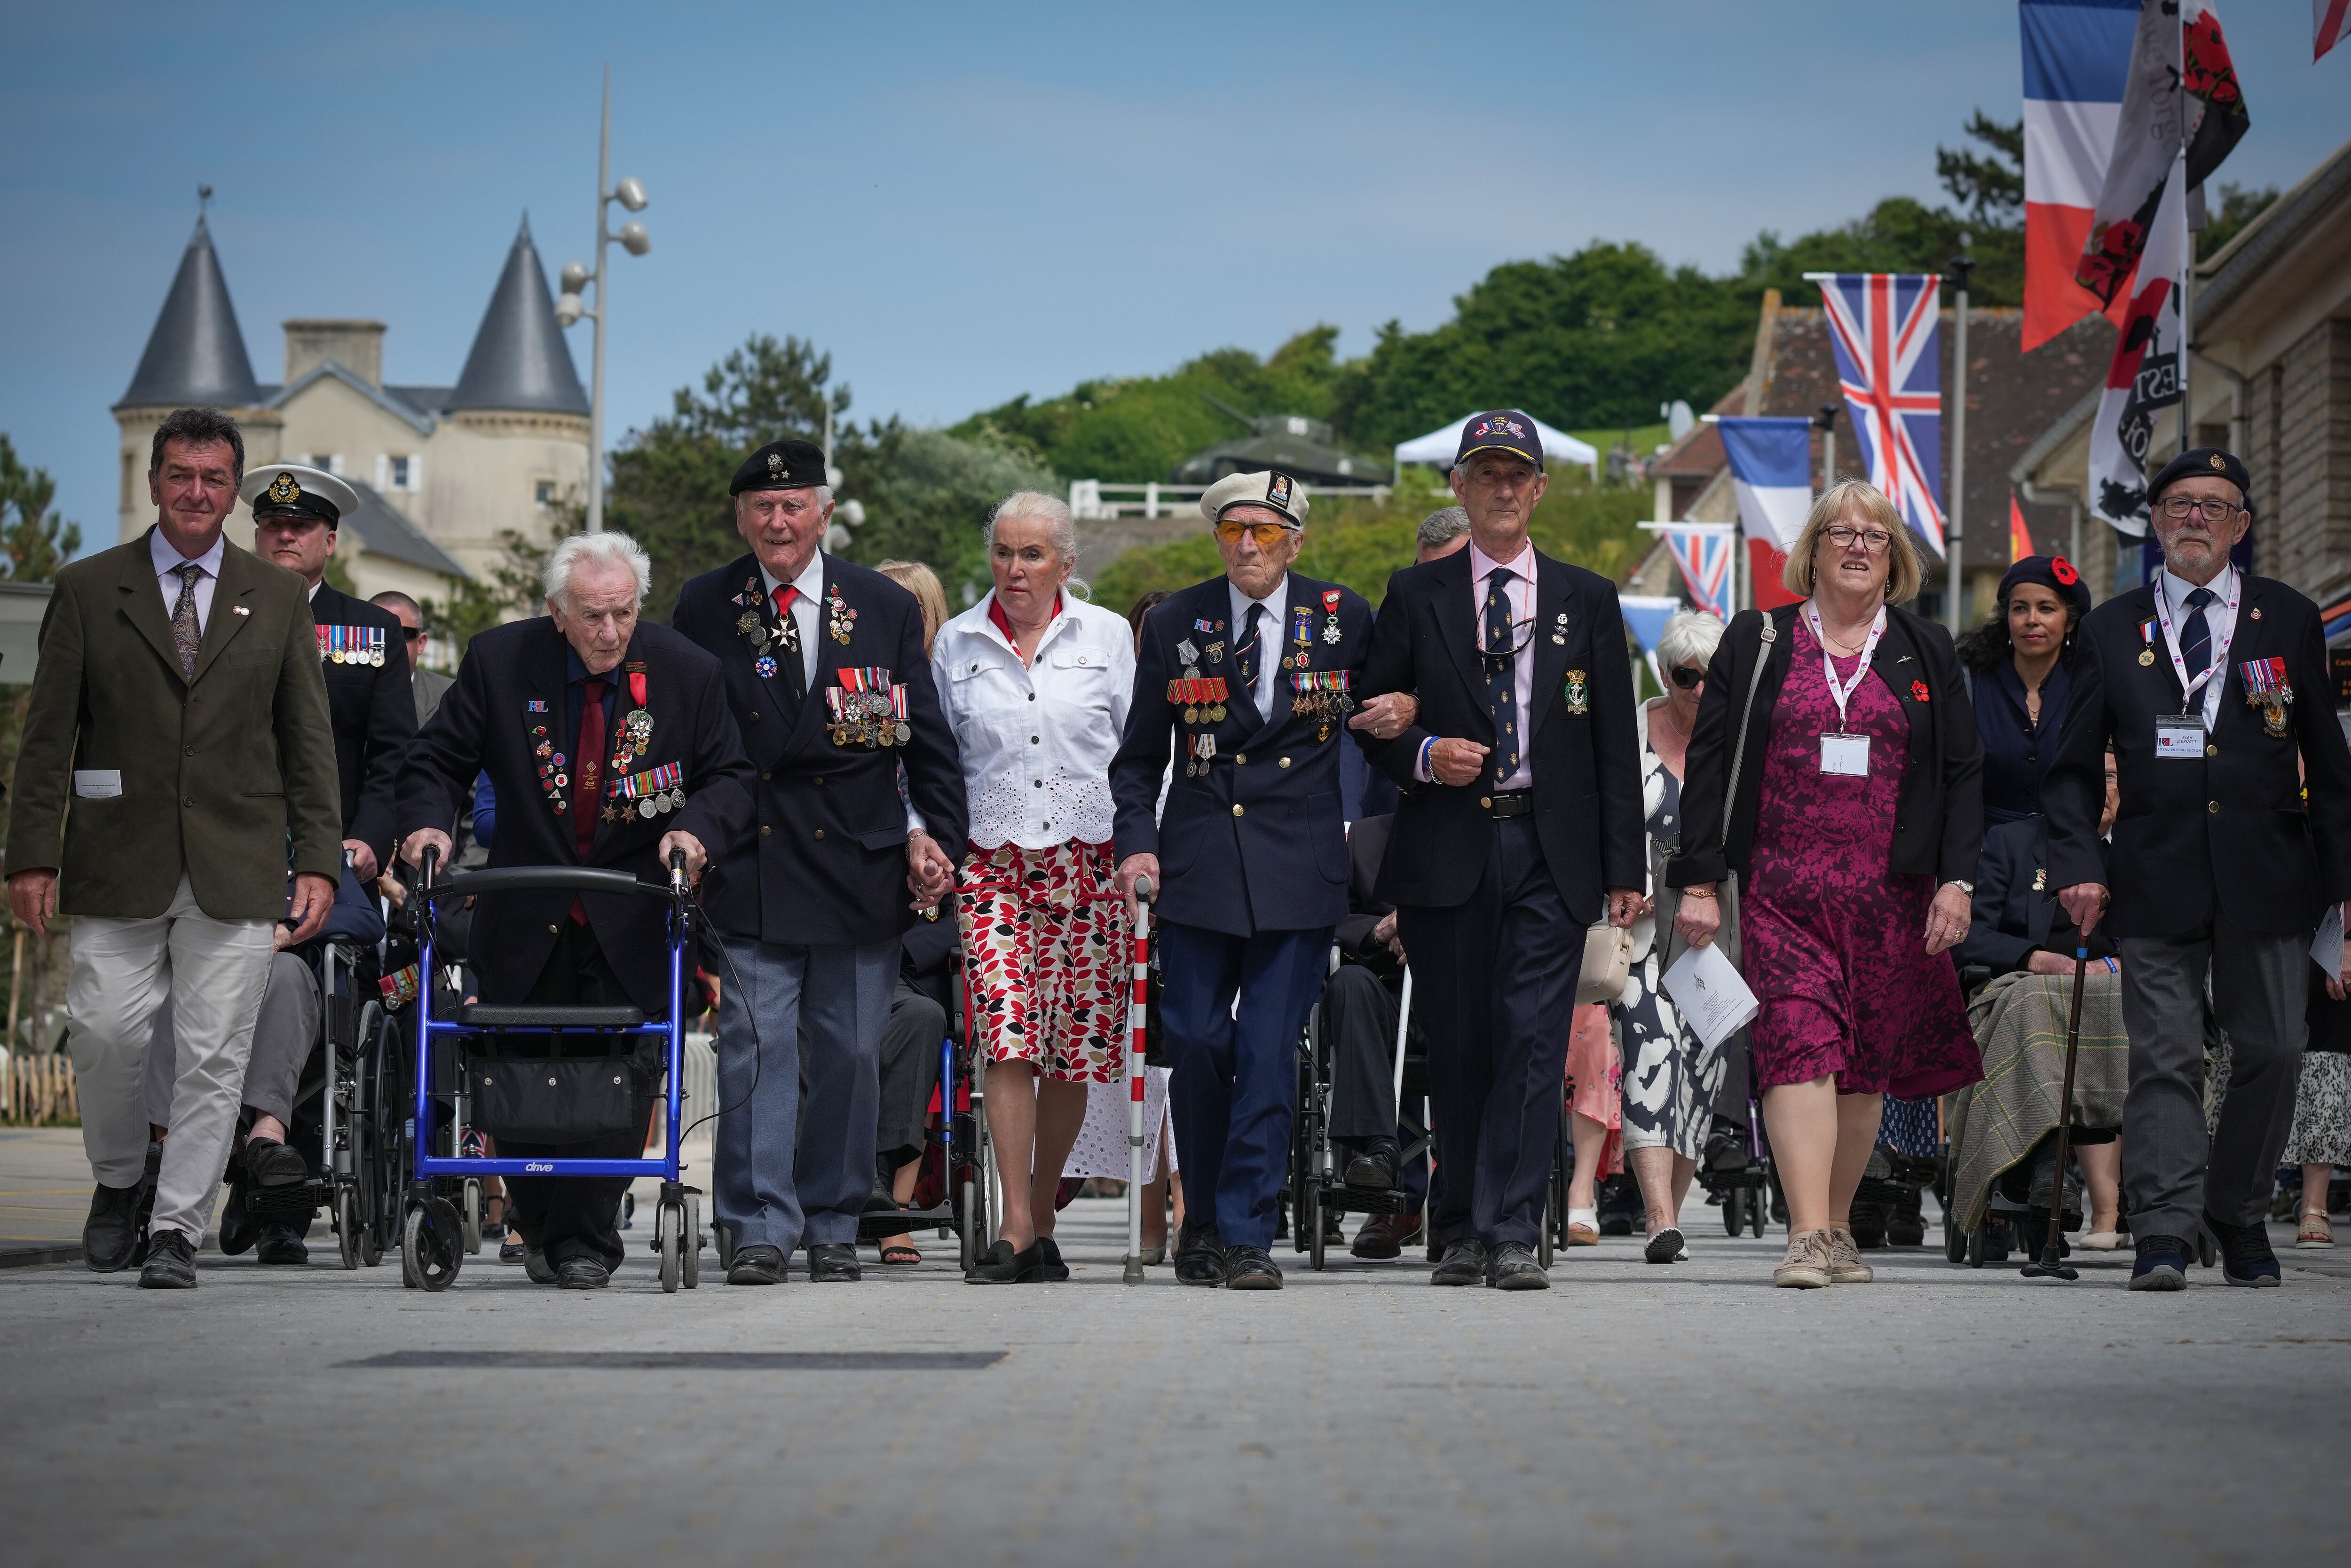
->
[1808,603,1887,777]
[2155,712,2206,760]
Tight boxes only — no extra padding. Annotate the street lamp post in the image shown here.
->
[1945,243,1975,634]
[555,66,650,534]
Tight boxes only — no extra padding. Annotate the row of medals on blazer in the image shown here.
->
[730,574,910,748]
[528,699,684,823]
[1175,597,1352,777]
[2131,607,2294,739]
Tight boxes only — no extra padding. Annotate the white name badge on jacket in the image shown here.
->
[2155,714,2206,760]
[72,769,123,799]
[1819,734,1870,776]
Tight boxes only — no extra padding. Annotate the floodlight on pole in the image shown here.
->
[557,65,651,533]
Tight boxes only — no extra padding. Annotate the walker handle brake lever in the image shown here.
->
[669,847,690,896]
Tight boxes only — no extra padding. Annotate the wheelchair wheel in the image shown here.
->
[402,1198,463,1292]
[683,1196,702,1289]
[1943,1205,1968,1265]
[1749,1188,1767,1239]
[461,1178,483,1256]
[335,1188,362,1271]
[1305,1182,1326,1272]
[657,1198,683,1294]
[1723,1188,1745,1237]
[716,1221,737,1274]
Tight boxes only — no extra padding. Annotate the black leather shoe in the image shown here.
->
[217,1174,258,1257]
[1486,1241,1550,1290]
[137,1228,198,1289]
[2208,1215,2281,1287]
[82,1180,143,1273]
[556,1255,610,1290]
[244,1136,308,1188]
[2130,1233,2190,1292]
[1223,1244,1283,1290]
[1351,1211,1422,1260]
[1035,1236,1071,1282]
[1343,1138,1399,1190]
[727,1243,789,1284]
[522,1243,558,1285]
[806,1242,861,1282]
[1174,1222,1226,1285]
[255,1221,308,1266]
[1430,1237,1487,1286]
[963,1238,1045,1284]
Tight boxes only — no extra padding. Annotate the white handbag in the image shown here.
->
[1576,920,1634,1005]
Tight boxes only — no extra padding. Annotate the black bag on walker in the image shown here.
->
[470,1055,640,1146]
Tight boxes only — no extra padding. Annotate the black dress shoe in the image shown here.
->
[1174,1223,1226,1285]
[244,1136,308,1188]
[1343,1138,1399,1190]
[1430,1237,1487,1286]
[2208,1215,2281,1287]
[217,1174,258,1257]
[963,1238,1046,1284]
[255,1221,309,1266]
[1351,1211,1422,1260]
[1223,1244,1283,1290]
[1486,1241,1550,1290]
[727,1244,789,1284]
[82,1180,143,1273]
[137,1229,198,1289]
[1035,1236,1071,1282]
[556,1255,610,1290]
[523,1243,559,1285]
[806,1242,861,1282]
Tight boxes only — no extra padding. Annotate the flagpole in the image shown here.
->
[1946,247,1975,634]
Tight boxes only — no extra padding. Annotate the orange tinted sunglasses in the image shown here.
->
[1213,519,1296,549]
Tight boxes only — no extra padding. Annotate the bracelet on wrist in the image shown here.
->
[1681,888,1716,900]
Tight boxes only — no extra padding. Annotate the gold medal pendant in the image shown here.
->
[2138,648,2156,666]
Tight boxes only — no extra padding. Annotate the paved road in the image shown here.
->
[4,1191,2345,1568]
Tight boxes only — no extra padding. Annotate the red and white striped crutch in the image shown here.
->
[1123,875,1155,1285]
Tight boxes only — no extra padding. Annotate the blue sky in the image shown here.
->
[3,1,2343,545]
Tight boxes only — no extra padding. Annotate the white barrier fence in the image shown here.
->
[1069,479,1391,520]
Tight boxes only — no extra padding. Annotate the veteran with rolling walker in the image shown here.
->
[1110,469,1381,1290]
[671,438,967,1287]
[2050,447,2351,1292]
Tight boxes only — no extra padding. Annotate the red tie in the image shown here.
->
[569,678,608,922]
[774,584,800,618]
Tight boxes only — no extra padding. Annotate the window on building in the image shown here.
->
[389,455,411,489]
[535,480,557,508]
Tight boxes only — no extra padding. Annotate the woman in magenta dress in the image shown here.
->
[1667,481,1983,1289]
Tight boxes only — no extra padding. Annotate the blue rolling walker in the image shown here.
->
[403,848,702,1292]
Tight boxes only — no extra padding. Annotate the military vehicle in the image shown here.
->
[1170,396,1394,487]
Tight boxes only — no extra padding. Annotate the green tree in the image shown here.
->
[2196,181,2278,261]
[0,435,83,582]
[1936,111,2025,228]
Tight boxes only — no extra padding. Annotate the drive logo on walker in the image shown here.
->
[524,1162,555,1173]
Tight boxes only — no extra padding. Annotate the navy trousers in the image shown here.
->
[1159,920,1331,1250]
[1398,815,1578,1251]
[712,935,896,1253]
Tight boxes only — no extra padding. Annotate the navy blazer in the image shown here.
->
[309,581,418,868]
[1109,571,1373,938]
[394,618,755,1015]
[2045,574,2351,939]
[1955,816,2112,976]
[671,552,967,948]
[1972,657,2072,823]
[1355,544,1646,922]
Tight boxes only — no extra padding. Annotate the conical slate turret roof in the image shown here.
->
[116,216,261,410]
[445,216,589,416]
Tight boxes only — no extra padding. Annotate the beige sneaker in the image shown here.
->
[1826,1226,1874,1284]
[1773,1228,1831,1289]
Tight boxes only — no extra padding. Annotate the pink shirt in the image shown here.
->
[1419,538,1537,790]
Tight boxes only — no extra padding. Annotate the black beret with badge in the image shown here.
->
[2147,446,2254,515]
[730,438,828,496]
[240,462,360,528]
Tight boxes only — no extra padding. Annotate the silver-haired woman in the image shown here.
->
[1614,608,1734,1264]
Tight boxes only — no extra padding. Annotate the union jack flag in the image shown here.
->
[1660,525,1735,620]
[1818,273,1947,559]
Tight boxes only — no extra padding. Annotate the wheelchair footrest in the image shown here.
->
[1318,1180,1413,1217]
[248,1178,328,1220]
[858,1203,955,1241]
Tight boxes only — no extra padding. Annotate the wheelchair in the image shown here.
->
[402,852,704,1292]
[1289,958,1435,1271]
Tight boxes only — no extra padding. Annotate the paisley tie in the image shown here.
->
[170,562,204,679]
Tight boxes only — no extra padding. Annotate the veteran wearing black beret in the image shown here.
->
[2047,447,2351,1291]
[670,438,967,1285]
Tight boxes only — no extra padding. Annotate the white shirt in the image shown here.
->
[933,591,1135,850]
[1227,573,1290,725]
[757,549,828,692]
[150,528,225,637]
[2160,559,2238,728]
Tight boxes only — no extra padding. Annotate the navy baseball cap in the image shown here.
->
[1453,410,1544,470]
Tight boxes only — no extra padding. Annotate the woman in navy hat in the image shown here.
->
[1955,553,2092,825]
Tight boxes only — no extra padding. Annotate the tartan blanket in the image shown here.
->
[1946,969,2130,1232]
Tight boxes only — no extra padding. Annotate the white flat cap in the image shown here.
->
[1199,470,1307,528]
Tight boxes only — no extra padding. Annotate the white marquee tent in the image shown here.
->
[1393,413,1598,475]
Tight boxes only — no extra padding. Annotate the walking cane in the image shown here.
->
[2020,944,2090,1282]
[1389,967,1413,1117]
[1123,876,1155,1285]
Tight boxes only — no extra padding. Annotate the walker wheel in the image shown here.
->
[1306,1183,1327,1272]
[461,1179,483,1256]
[682,1197,702,1290]
[715,1222,737,1274]
[336,1189,362,1271]
[402,1198,464,1292]
[1750,1189,1767,1239]
[657,1199,683,1293]
[1723,1188,1745,1237]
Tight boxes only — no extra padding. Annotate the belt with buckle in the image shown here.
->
[1482,789,1533,819]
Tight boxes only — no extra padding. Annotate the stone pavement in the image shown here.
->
[2,1192,2345,1568]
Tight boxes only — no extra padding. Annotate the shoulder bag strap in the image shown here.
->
[1711,615,1778,933]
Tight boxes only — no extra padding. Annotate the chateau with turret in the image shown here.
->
[111,212,592,610]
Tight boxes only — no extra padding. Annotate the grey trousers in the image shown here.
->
[873,980,946,1173]
[1324,964,1400,1143]
[713,936,896,1253]
[2119,918,2307,1240]
[145,950,318,1130]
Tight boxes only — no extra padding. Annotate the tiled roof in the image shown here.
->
[341,480,469,580]
[116,217,262,410]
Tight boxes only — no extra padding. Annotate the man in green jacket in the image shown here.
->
[5,407,343,1289]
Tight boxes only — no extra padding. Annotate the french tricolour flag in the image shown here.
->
[2021,0,2139,350]
[1715,418,1813,551]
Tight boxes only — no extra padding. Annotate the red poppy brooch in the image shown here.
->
[1910,679,1931,703]
[2051,556,2079,586]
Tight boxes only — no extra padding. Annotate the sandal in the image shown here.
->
[2296,1210,2334,1250]
[1566,1207,1600,1246]
[878,1240,923,1266]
